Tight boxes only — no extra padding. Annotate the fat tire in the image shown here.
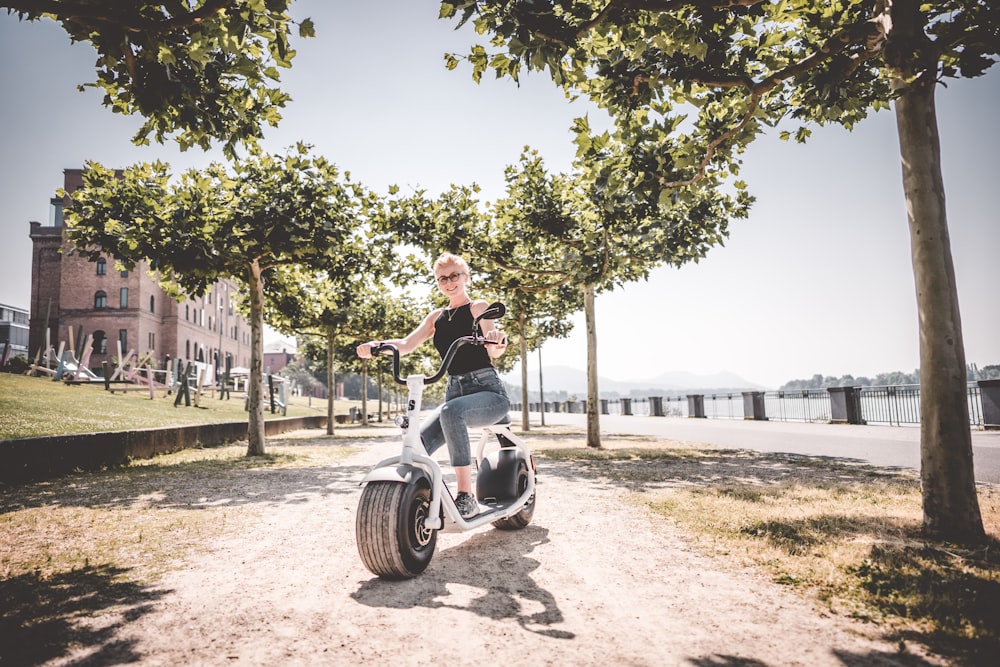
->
[356,480,436,579]
[492,460,535,530]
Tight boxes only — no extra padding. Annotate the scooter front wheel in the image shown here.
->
[356,480,437,579]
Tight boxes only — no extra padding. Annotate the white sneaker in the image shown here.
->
[455,492,478,518]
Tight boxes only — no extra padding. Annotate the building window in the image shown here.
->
[120,287,128,308]
[186,340,191,359]
[185,304,189,321]
[96,258,106,275]
[119,329,127,352]
[148,332,155,350]
[150,296,155,313]
[120,269,128,278]
[95,291,107,309]
[92,330,107,355]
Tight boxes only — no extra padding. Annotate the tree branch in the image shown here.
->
[653,16,886,188]
[528,0,768,45]
[486,257,577,291]
[2,0,237,35]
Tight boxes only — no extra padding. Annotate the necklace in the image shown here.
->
[446,300,470,321]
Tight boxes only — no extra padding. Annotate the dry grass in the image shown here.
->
[535,428,1000,665]
[1,436,362,584]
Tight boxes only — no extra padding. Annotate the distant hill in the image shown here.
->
[501,365,764,398]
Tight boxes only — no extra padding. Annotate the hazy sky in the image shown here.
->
[2,2,997,389]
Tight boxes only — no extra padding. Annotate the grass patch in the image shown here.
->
[545,441,1000,664]
[539,446,706,462]
[0,373,355,439]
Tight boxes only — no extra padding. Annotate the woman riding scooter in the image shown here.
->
[356,252,509,518]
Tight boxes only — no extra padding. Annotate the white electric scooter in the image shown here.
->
[355,302,537,580]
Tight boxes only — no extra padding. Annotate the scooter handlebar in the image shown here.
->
[370,300,506,386]
[373,337,498,386]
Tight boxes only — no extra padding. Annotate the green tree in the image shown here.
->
[487,148,743,447]
[481,151,585,430]
[356,292,442,424]
[496,279,581,430]
[264,262,386,434]
[63,143,373,456]
[267,260,433,428]
[3,0,313,156]
[375,184,539,417]
[442,0,997,542]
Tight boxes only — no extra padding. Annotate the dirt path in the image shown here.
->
[44,432,946,667]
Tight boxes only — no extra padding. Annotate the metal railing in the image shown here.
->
[764,390,832,423]
[859,385,921,426]
[514,382,988,428]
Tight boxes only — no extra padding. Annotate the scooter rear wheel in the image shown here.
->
[356,480,436,579]
[492,459,535,530]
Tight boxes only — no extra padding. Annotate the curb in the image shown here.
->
[0,415,328,484]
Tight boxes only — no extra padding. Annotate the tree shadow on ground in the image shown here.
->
[351,525,573,639]
[686,650,943,666]
[0,438,380,515]
[535,448,916,494]
[0,564,167,666]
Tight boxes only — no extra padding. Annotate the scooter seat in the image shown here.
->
[494,414,511,425]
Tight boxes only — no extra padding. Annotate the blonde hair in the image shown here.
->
[433,252,470,276]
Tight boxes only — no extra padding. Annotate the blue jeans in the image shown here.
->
[420,367,510,467]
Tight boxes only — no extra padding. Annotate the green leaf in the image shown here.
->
[298,18,316,39]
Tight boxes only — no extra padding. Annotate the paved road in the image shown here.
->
[524,412,1000,484]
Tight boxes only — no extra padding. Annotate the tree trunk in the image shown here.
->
[377,369,384,423]
[326,327,335,436]
[360,361,369,426]
[891,1,984,543]
[584,284,601,448]
[538,346,546,427]
[519,310,530,431]
[245,258,266,456]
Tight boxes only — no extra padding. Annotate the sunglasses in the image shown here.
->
[435,271,466,285]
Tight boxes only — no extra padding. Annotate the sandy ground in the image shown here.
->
[35,429,951,667]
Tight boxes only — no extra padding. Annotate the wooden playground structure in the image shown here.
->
[16,324,288,413]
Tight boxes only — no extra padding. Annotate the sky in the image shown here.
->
[1,1,998,389]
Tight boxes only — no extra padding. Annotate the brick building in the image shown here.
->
[263,339,297,375]
[28,169,253,376]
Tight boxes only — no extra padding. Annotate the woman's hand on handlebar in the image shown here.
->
[356,341,381,360]
[484,329,507,358]
[484,330,507,346]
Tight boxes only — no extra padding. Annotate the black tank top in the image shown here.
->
[433,303,492,375]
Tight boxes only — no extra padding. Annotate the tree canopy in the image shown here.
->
[485,147,744,446]
[3,0,314,156]
[63,143,374,455]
